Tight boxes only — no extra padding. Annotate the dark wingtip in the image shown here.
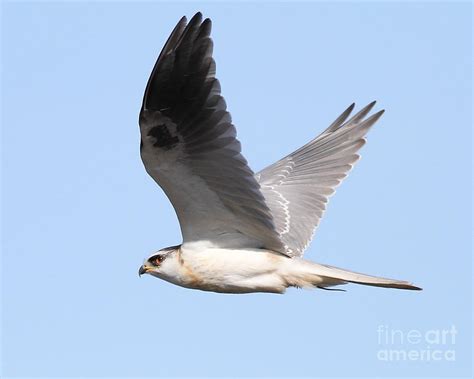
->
[365,100,377,113]
[198,17,212,39]
[202,17,212,30]
[189,12,203,24]
[373,109,385,120]
[391,282,423,291]
[361,109,385,127]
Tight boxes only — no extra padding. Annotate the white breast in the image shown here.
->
[172,244,290,293]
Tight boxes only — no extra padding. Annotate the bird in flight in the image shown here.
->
[137,12,421,293]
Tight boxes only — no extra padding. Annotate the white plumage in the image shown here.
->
[137,13,421,293]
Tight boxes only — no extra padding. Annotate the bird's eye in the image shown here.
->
[150,255,164,266]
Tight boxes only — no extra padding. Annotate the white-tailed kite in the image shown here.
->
[138,12,421,293]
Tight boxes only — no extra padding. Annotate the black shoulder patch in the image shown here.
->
[147,124,179,150]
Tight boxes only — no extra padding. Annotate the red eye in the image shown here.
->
[150,255,164,266]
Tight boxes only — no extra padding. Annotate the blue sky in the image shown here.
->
[1,1,472,377]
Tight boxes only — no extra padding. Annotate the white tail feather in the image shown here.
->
[290,259,422,291]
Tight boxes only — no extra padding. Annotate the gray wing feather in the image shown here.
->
[139,13,285,252]
[256,102,384,257]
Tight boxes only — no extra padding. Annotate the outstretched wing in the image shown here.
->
[256,102,384,257]
[139,13,285,252]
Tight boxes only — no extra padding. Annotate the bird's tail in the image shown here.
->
[289,259,422,291]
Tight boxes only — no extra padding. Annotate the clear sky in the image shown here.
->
[1,1,472,378]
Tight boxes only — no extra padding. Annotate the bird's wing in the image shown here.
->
[139,13,285,253]
[256,102,384,257]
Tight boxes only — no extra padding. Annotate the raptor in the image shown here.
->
[137,12,421,294]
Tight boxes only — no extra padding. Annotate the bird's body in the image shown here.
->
[143,243,419,293]
[137,12,421,293]
[148,244,289,294]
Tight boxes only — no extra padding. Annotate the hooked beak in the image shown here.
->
[138,265,150,277]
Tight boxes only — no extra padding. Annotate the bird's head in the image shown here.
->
[138,246,180,278]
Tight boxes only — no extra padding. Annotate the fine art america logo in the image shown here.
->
[377,325,457,362]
